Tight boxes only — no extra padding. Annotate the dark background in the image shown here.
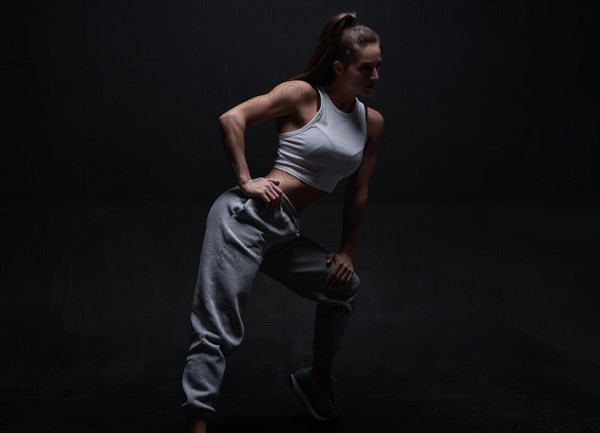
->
[1,0,598,206]
[1,1,599,432]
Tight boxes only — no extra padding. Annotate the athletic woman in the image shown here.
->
[181,11,384,433]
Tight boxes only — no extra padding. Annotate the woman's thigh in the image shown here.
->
[258,234,359,310]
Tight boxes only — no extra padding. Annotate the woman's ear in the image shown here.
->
[333,60,345,77]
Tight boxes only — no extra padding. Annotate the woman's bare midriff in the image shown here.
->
[262,168,328,214]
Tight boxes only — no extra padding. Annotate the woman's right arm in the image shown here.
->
[218,80,312,209]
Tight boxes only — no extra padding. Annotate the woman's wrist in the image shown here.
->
[239,178,250,187]
[340,249,354,257]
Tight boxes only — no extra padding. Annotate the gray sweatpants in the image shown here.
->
[180,183,360,418]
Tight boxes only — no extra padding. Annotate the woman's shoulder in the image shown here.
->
[365,105,384,139]
[276,79,316,91]
[270,80,318,105]
[366,105,384,124]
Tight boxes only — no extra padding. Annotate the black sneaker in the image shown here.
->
[289,366,339,421]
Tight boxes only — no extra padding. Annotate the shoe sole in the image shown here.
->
[289,373,337,422]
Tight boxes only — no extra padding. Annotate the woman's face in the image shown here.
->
[335,43,382,95]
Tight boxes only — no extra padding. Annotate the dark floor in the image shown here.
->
[2,324,599,433]
[1,203,599,432]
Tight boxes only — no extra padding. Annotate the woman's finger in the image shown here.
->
[331,261,354,287]
[266,187,282,210]
[269,181,282,192]
[343,270,353,286]
[264,189,276,201]
[268,185,283,202]
[335,268,351,287]
[328,262,347,287]
[325,263,340,286]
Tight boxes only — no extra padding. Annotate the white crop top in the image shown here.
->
[273,85,368,193]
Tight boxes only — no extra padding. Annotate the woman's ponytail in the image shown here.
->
[290,11,380,86]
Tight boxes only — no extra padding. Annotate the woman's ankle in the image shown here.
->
[185,413,207,433]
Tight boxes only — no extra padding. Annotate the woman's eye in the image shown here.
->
[360,64,381,72]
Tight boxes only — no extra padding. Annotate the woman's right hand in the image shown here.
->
[240,177,283,211]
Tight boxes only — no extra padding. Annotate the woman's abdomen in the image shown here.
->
[263,168,328,214]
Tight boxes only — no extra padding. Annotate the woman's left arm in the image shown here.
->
[326,107,385,287]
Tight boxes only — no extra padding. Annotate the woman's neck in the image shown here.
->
[322,83,356,113]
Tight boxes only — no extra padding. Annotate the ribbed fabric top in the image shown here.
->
[273,85,367,193]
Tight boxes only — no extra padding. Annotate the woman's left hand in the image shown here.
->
[325,251,354,288]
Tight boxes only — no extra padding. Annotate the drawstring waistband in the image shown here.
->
[280,192,300,228]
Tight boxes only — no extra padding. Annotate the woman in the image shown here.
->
[181,11,384,433]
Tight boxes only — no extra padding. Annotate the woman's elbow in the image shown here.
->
[219,111,241,128]
[218,111,232,124]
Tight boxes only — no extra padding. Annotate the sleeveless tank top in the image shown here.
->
[272,85,368,193]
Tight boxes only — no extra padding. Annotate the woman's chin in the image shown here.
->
[360,86,375,95]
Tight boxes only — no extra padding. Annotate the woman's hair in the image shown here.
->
[290,11,381,86]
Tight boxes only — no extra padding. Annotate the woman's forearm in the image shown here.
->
[340,186,368,256]
[219,113,252,187]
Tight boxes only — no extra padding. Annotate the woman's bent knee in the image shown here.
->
[345,272,360,301]
[328,272,359,311]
